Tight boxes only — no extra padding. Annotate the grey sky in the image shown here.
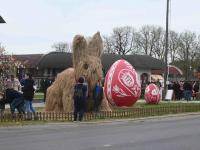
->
[0,0,200,54]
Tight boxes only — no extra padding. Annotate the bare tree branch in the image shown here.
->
[52,42,71,52]
[103,26,137,55]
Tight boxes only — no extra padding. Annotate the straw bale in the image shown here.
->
[72,35,87,69]
[45,32,112,112]
[87,32,103,57]
[45,68,75,112]
[100,94,112,111]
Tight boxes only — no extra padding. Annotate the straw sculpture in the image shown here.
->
[45,32,112,112]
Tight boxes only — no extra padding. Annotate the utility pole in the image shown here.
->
[163,0,170,100]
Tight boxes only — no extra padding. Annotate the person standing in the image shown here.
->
[183,81,192,101]
[156,79,162,100]
[43,77,51,102]
[73,77,87,121]
[179,81,184,100]
[93,82,103,113]
[22,73,37,119]
[173,81,181,100]
[5,74,21,91]
[193,81,199,100]
[193,81,199,92]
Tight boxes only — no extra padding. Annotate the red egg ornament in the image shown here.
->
[104,59,141,107]
[144,83,161,104]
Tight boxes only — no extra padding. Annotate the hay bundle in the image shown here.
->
[87,32,103,57]
[45,68,75,112]
[45,32,112,112]
[72,35,87,69]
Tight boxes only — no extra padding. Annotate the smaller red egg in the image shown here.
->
[144,83,161,104]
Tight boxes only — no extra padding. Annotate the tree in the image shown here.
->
[193,35,200,70]
[0,43,17,91]
[103,26,137,55]
[151,27,165,60]
[103,36,114,54]
[177,31,199,80]
[135,25,164,58]
[52,42,71,52]
[103,25,200,81]
[168,31,180,63]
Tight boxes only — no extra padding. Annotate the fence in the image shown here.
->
[1,104,200,122]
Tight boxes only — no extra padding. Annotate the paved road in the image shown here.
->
[0,115,200,150]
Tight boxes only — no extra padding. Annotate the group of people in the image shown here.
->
[169,81,199,101]
[0,74,103,121]
[0,73,37,119]
[73,76,103,121]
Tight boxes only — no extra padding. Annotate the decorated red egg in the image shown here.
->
[144,83,161,104]
[104,59,141,107]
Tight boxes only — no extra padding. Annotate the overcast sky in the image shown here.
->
[0,0,200,54]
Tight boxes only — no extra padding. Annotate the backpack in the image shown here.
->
[74,84,84,99]
[94,85,103,100]
[95,85,101,96]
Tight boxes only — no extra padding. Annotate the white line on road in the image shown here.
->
[103,144,111,147]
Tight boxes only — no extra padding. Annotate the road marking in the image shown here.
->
[103,144,111,147]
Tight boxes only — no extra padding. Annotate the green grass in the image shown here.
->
[34,92,44,100]
[33,101,200,112]
[35,107,45,112]
[29,100,200,112]
[114,101,200,110]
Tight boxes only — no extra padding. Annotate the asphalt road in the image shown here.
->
[0,115,200,150]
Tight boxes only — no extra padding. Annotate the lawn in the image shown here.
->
[113,100,200,110]
[34,92,44,100]
[34,100,200,112]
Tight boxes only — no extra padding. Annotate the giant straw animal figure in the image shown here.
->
[45,32,112,112]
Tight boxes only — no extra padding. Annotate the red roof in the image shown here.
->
[168,65,183,75]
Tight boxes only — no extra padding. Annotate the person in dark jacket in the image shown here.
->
[93,82,103,112]
[22,73,36,115]
[193,81,199,92]
[43,77,52,102]
[183,81,192,101]
[73,77,87,121]
[0,89,25,115]
[173,81,181,100]
[193,81,199,99]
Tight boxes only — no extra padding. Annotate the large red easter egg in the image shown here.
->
[104,59,141,107]
[144,83,161,104]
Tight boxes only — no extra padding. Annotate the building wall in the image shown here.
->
[41,67,152,83]
[136,68,151,83]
